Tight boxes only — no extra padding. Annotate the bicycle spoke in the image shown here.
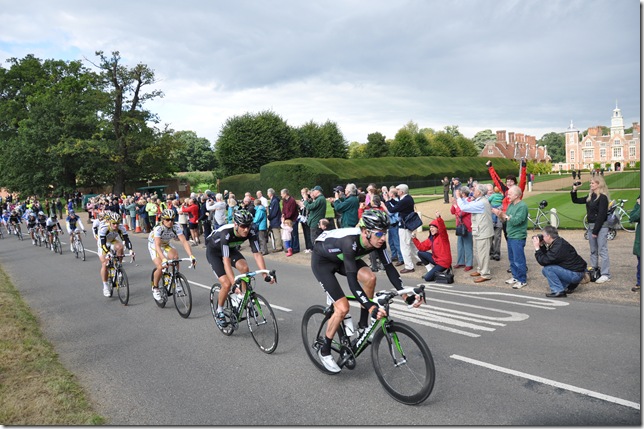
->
[247,293,278,354]
[173,273,192,318]
[116,269,130,305]
[301,305,342,375]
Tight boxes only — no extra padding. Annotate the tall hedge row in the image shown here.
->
[220,156,519,196]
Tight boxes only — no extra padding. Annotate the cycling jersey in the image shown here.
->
[27,214,37,228]
[66,215,85,234]
[9,214,21,225]
[205,223,261,277]
[37,216,47,227]
[147,223,184,259]
[312,228,402,311]
[45,218,61,232]
[98,223,131,255]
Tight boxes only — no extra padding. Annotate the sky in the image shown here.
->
[0,0,640,144]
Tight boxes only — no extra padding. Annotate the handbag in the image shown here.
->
[403,211,423,231]
[434,267,454,284]
[587,266,601,282]
[455,215,468,237]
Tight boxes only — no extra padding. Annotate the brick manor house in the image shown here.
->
[562,104,640,172]
[479,131,550,162]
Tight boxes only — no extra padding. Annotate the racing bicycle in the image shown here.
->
[49,229,63,254]
[106,250,134,305]
[301,285,435,405]
[71,230,86,261]
[151,258,194,318]
[527,200,560,230]
[210,269,278,354]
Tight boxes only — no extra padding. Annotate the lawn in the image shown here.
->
[555,171,640,191]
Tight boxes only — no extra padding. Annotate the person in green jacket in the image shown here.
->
[301,185,327,244]
[492,185,528,289]
[630,196,640,292]
[331,183,359,228]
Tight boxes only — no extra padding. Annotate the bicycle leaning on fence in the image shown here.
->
[301,285,435,405]
[527,199,560,230]
[209,269,279,354]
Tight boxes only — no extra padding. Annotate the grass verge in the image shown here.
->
[0,265,105,425]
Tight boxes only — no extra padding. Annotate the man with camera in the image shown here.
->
[533,226,590,298]
[329,183,359,228]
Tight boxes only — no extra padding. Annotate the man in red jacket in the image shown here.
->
[412,212,452,282]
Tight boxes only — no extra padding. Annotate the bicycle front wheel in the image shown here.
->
[371,322,435,405]
[210,283,234,335]
[247,293,278,354]
[78,241,86,261]
[17,228,23,241]
[536,212,558,230]
[116,269,130,305]
[55,237,63,254]
[173,273,192,318]
[301,305,341,375]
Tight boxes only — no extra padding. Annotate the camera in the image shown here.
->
[532,234,544,242]
[573,181,582,186]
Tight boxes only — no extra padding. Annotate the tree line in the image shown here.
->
[0,52,566,196]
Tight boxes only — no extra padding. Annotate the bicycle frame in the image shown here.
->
[228,269,276,322]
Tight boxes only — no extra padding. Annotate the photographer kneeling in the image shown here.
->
[533,226,590,298]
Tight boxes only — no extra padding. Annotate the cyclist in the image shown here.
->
[149,209,197,301]
[8,210,22,236]
[1,210,10,234]
[311,209,423,373]
[65,209,86,252]
[45,214,64,251]
[26,210,38,245]
[206,209,274,328]
[98,212,133,297]
[92,210,111,240]
[36,211,47,237]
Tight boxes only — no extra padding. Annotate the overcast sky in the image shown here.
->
[1,0,640,144]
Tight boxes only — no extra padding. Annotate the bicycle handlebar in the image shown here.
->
[373,285,426,307]
[163,258,196,269]
[234,269,277,284]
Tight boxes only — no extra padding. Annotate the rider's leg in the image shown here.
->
[357,266,377,328]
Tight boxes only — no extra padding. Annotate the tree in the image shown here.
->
[455,135,479,156]
[347,141,367,159]
[173,130,217,172]
[216,110,298,176]
[538,132,565,163]
[390,128,420,157]
[443,125,463,138]
[431,131,457,157]
[92,51,177,194]
[472,129,496,150]
[364,132,388,158]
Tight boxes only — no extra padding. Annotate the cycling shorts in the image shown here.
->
[311,251,369,303]
[148,241,174,260]
[206,247,245,278]
[98,239,121,257]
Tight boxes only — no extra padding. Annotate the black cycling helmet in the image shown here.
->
[233,209,253,227]
[539,200,548,209]
[359,209,390,231]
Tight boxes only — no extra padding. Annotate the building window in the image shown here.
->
[630,146,636,158]
[613,147,622,159]
[614,139,621,145]
[570,150,575,161]
[600,148,606,159]
[630,140,636,145]
[488,149,493,154]
[600,142,606,147]
[585,141,593,147]
[583,149,593,159]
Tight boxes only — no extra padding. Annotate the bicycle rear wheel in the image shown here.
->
[116,269,130,305]
[78,240,86,261]
[173,273,192,318]
[536,212,558,230]
[301,305,342,375]
[210,283,234,335]
[618,210,636,232]
[247,293,278,354]
[371,322,435,405]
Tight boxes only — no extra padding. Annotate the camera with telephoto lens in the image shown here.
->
[573,181,582,186]
[532,234,544,243]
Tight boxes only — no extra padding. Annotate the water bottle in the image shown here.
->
[343,314,355,336]
[230,293,242,309]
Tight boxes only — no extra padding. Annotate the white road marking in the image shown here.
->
[187,280,293,312]
[451,354,640,410]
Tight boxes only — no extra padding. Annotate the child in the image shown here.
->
[281,218,294,256]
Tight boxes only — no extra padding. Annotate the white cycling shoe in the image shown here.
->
[318,350,341,373]
[102,284,111,297]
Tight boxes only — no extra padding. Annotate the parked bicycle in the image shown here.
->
[301,285,435,405]
[71,230,86,261]
[583,199,636,237]
[527,200,559,230]
[209,269,278,354]
[151,258,194,318]
[106,250,134,305]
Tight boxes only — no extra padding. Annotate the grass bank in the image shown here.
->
[0,265,105,425]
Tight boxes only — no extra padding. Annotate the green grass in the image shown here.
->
[556,171,640,191]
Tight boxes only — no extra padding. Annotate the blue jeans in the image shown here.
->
[456,233,473,266]
[507,238,527,283]
[542,265,584,294]
[388,225,402,260]
[417,251,447,281]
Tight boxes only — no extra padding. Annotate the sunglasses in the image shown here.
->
[370,230,386,238]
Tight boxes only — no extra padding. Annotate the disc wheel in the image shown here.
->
[116,269,130,305]
[301,305,342,375]
[172,273,192,318]
[371,322,435,405]
[247,293,278,354]
[210,283,235,335]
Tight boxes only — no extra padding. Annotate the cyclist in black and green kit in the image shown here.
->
[311,209,423,373]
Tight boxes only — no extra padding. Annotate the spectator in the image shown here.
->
[384,186,402,264]
[281,188,300,254]
[450,185,474,271]
[146,197,159,229]
[301,185,327,244]
[451,177,461,197]
[281,218,293,257]
[572,170,577,181]
[487,184,504,261]
[209,193,227,230]
[493,186,529,289]
[137,199,149,233]
[412,212,452,282]
[571,175,611,284]
[364,183,377,206]
[124,197,137,231]
[253,199,268,255]
[298,188,313,253]
[56,197,63,219]
[630,196,640,292]
[331,183,359,228]
[256,190,269,209]
[267,188,283,252]
[441,177,450,204]
[456,184,494,283]
[242,196,256,218]
[199,194,211,239]
[383,183,421,273]
[182,197,201,245]
[533,226,589,297]
[226,194,238,224]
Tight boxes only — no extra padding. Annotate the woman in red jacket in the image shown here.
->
[412,212,452,282]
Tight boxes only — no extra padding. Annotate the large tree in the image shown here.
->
[173,130,217,172]
[364,132,388,158]
[472,129,496,150]
[539,131,565,163]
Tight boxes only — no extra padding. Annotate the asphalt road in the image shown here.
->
[1,231,640,425]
